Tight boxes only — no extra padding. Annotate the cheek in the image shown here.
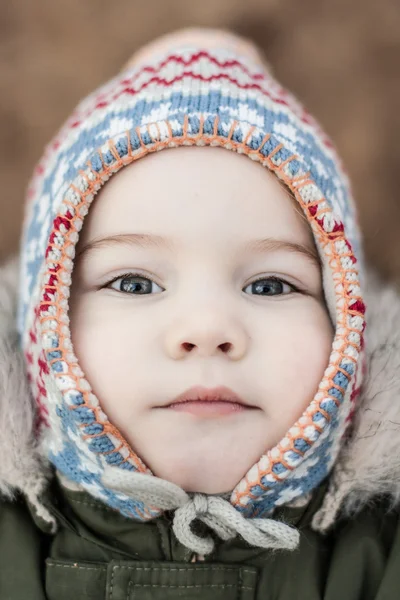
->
[258,301,334,423]
[69,296,150,423]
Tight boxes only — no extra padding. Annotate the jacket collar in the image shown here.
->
[28,466,330,562]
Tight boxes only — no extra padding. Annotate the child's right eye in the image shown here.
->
[107,273,164,295]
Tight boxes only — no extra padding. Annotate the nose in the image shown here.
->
[164,309,248,360]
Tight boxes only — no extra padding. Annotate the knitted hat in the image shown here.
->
[17,28,366,551]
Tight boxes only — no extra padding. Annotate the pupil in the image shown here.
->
[121,277,150,294]
[254,279,282,295]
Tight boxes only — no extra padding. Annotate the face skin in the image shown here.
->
[69,146,334,494]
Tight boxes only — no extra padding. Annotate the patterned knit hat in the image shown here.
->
[17,29,366,546]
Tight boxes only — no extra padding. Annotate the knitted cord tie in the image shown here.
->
[173,493,300,555]
[101,469,300,555]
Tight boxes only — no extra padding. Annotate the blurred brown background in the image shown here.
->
[0,0,399,279]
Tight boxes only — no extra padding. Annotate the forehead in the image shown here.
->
[78,145,314,249]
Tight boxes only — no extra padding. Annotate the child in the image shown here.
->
[1,26,400,599]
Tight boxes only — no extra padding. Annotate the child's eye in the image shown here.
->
[243,276,298,296]
[104,274,298,297]
[107,274,163,295]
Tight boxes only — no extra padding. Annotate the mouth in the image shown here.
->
[156,385,259,417]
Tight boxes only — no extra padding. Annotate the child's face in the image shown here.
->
[69,146,334,494]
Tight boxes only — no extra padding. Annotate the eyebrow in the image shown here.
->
[75,232,322,269]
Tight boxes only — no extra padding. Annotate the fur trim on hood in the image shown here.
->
[0,255,55,528]
[0,254,399,532]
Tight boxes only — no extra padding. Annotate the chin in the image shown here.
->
[137,428,265,494]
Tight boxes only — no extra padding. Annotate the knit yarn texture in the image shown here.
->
[17,35,366,524]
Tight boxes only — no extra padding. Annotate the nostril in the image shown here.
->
[219,342,231,353]
[181,342,232,353]
[182,342,195,351]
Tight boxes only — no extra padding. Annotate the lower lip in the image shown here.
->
[165,400,248,416]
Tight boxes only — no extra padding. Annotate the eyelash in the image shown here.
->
[101,272,302,297]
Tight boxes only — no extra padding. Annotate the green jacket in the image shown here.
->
[1,475,400,599]
[1,261,400,599]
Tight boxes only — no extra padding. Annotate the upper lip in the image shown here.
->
[163,385,257,408]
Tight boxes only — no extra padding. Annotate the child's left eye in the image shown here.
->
[243,276,297,296]
[104,274,298,297]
